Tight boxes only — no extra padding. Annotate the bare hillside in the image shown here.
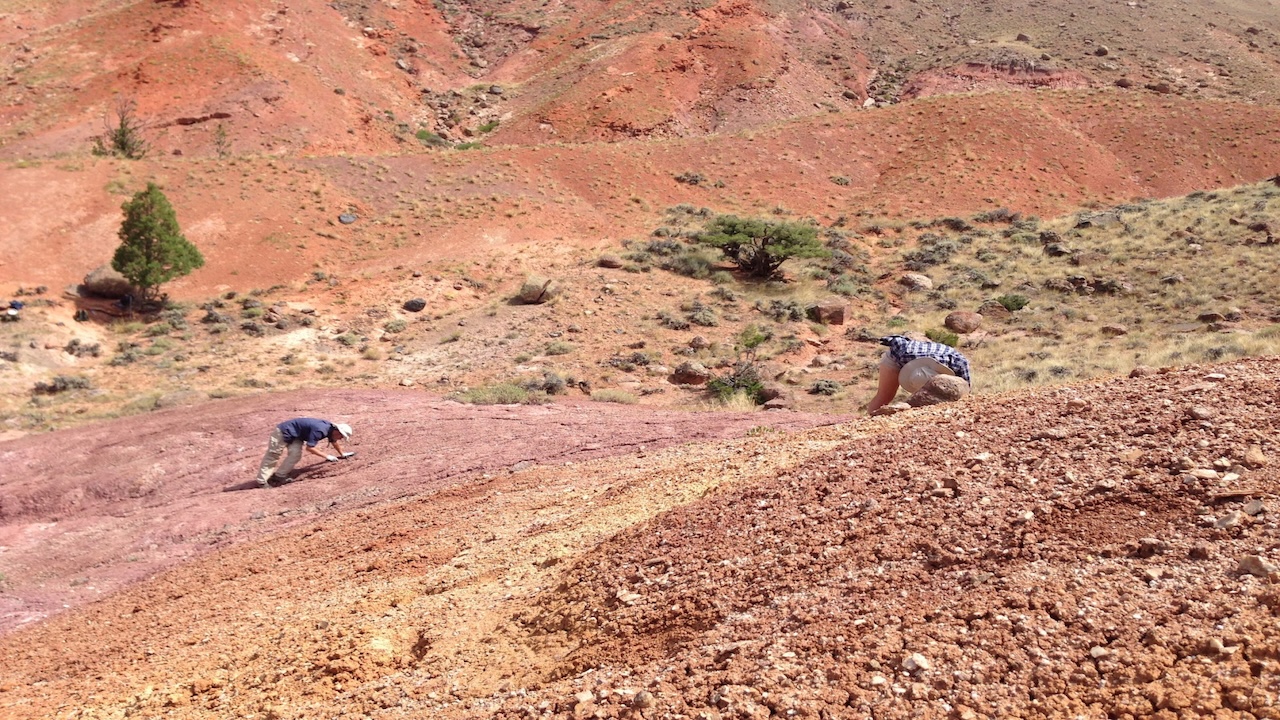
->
[0,358,1275,719]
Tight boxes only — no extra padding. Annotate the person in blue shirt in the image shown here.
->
[867,335,972,414]
[256,417,354,487]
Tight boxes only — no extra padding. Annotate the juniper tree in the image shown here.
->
[112,183,204,303]
[694,215,829,278]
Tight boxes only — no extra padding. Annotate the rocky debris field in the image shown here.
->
[0,359,1276,720]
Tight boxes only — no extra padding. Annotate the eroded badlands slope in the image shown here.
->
[0,358,1276,719]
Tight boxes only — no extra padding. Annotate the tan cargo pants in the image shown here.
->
[256,428,304,486]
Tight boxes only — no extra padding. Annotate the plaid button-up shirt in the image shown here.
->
[881,335,971,384]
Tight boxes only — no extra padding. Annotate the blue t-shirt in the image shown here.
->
[277,418,334,447]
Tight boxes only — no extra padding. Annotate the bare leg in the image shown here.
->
[866,363,902,415]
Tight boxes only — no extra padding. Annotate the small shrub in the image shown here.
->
[830,175,851,186]
[710,270,735,285]
[457,384,547,405]
[658,311,691,330]
[674,171,705,185]
[477,119,500,133]
[707,361,764,404]
[688,303,718,327]
[809,379,842,395]
[996,293,1030,311]
[925,328,959,347]
[384,319,408,334]
[591,389,638,404]
[757,299,805,322]
[440,331,462,344]
[514,353,533,363]
[660,248,716,279]
[362,347,383,360]
[545,341,574,355]
[34,375,91,394]
[337,332,361,346]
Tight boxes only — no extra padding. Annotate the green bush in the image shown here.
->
[996,293,1030,312]
[545,341,574,355]
[925,328,959,347]
[707,361,764,404]
[384,319,407,334]
[477,120,500,133]
[694,215,828,278]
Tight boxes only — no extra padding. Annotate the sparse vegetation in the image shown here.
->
[91,97,149,159]
[455,384,548,405]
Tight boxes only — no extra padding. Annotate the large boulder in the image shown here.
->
[807,298,847,325]
[907,375,971,407]
[977,299,1012,320]
[403,298,427,312]
[518,275,562,304]
[669,361,712,385]
[899,273,933,292]
[82,265,134,299]
[944,311,983,334]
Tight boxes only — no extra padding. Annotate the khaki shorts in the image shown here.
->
[881,351,956,393]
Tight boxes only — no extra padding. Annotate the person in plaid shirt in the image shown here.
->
[866,334,971,414]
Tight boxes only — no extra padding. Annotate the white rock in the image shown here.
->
[903,653,931,672]
[1239,555,1278,577]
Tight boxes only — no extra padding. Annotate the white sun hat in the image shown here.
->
[899,357,956,394]
[334,423,353,440]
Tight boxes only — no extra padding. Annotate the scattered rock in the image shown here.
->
[488,85,504,95]
[907,375,970,407]
[1187,406,1214,420]
[872,402,911,416]
[1094,45,1110,57]
[1239,555,1278,577]
[1129,365,1157,378]
[670,362,711,385]
[82,265,133,299]
[807,298,847,325]
[1243,445,1268,468]
[944,311,983,334]
[1016,33,1032,42]
[903,653,931,672]
[518,275,561,304]
[1214,510,1246,529]
[1115,77,1134,88]
[810,354,834,368]
[403,298,427,312]
[597,254,624,269]
[977,299,1012,320]
[899,273,933,291]
[1100,324,1128,336]
[689,336,710,350]
[338,213,358,224]
[1243,499,1265,516]
[1136,537,1167,558]
[1066,398,1091,413]
[763,397,793,411]
[1189,542,1214,560]
[399,378,415,387]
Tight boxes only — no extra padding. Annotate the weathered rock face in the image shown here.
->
[670,362,712,385]
[907,375,971,407]
[518,275,561,304]
[807,298,847,325]
[82,265,133,299]
[758,382,788,402]
[899,273,933,291]
[944,311,983,334]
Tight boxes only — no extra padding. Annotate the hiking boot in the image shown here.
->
[267,474,294,488]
